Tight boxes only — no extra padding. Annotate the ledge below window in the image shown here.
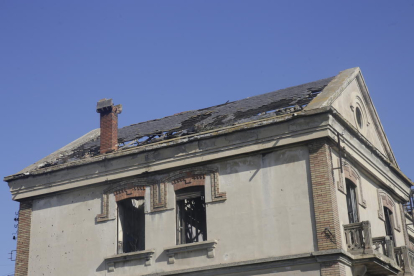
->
[104,249,155,272]
[164,240,217,264]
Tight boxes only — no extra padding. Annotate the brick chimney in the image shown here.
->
[96,98,122,154]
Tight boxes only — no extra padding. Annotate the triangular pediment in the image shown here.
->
[306,67,397,166]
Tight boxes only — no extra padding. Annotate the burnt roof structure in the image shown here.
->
[13,76,334,175]
[5,67,405,184]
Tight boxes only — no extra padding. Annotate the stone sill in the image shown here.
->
[164,240,217,264]
[104,249,155,272]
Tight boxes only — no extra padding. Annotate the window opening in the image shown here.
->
[356,107,363,128]
[346,180,359,223]
[118,198,145,253]
[176,186,207,245]
[384,207,395,245]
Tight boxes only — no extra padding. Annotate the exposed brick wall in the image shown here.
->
[15,201,32,276]
[320,261,346,276]
[308,139,342,250]
[100,109,118,154]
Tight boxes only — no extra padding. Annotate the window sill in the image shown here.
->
[164,240,217,264]
[104,249,155,272]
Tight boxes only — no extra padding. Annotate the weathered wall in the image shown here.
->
[331,150,406,250]
[331,78,387,157]
[28,185,117,275]
[225,263,321,276]
[27,146,315,275]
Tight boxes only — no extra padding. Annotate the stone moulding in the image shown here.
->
[96,177,151,223]
[337,160,366,208]
[164,240,217,264]
[150,167,226,212]
[377,189,401,232]
[96,166,227,220]
[104,249,155,272]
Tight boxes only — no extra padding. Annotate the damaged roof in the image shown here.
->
[15,75,334,175]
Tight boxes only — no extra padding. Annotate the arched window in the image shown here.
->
[346,179,359,223]
[337,161,366,208]
[176,186,207,245]
[113,186,146,254]
[378,189,401,234]
[383,205,395,244]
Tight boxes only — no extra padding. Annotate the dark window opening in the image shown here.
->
[176,186,207,245]
[356,107,363,128]
[118,198,145,253]
[346,180,359,224]
[384,207,395,245]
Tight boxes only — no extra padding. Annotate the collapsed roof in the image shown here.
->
[17,76,335,175]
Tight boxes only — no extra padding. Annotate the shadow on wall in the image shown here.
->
[32,184,103,211]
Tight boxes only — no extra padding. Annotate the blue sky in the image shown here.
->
[0,1,413,274]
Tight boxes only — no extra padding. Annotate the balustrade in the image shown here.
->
[372,236,395,260]
[343,221,373,253]
[394,246,414,274]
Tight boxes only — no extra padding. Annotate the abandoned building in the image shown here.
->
[5,67,414,276]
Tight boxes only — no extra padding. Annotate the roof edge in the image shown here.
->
[305,67,360,110]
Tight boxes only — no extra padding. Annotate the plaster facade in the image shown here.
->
[6,67,414,276]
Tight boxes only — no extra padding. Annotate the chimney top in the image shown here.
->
[97,98,122,154]
[96,98,114,113]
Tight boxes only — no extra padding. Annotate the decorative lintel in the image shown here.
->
[104,249,155,272]
[164,240,217,264]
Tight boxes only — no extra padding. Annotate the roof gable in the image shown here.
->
[306,67,397,166]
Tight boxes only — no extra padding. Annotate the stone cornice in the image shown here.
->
[7,113,332,200]
[5,108,328,182]
[139,249,400,276]
[6,107,412,201]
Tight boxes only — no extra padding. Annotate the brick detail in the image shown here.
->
[320,261,346,276]
[308,139,342,250]
[172,172,205,191]
[150,167,226,212]
[114,186,145,202]
[96,176,149,222]
[15,201,32,276]
[99,109,119,154]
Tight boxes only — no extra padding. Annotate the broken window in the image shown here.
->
[384,206,395,245]
[176,186,207,245]
[117,198,145,253]
[346,180,359,224]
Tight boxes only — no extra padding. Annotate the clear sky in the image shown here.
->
[1,1,413,274]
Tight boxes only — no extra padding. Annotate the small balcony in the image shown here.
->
[343,221,410,275]
[395,246,414,276]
